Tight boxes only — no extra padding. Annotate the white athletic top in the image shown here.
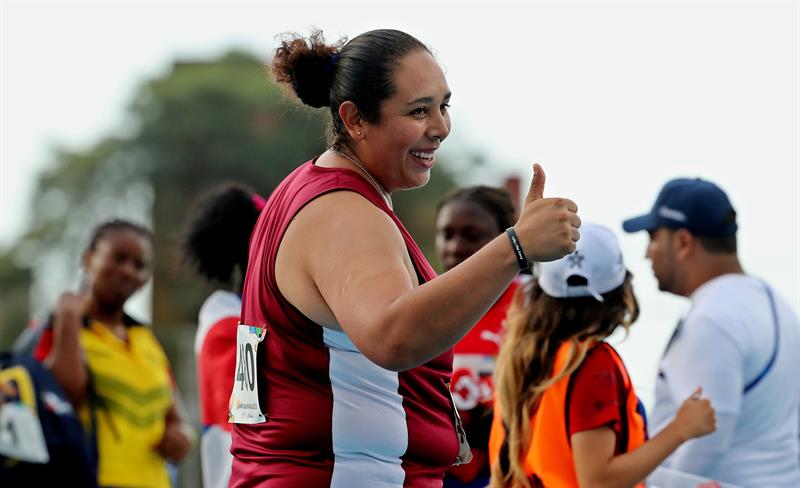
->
[651,274,800,487]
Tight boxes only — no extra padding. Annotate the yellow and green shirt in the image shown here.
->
[78,319,173,488]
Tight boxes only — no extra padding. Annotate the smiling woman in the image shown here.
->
[230,29,581,487]
[272,29,451,195]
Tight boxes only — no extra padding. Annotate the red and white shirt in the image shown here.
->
[446,276,525,485]
[450,277,525,412]
[194,290,240,488]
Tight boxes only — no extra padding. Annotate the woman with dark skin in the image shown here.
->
[436,186,525,488]
[436,186,518,273]
[35,220,192,488]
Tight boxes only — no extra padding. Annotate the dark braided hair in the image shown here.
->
[437,185,517,233]
[182,183,262,286]
[86,219,153,251]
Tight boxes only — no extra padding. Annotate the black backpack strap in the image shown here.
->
[563,370,579,447]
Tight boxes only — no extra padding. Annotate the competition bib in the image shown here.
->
[229,323,267,424]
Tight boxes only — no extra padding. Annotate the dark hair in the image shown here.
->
[696,235,737,254]
[437,186,517,233]
[272,29,431,147]
[696,210,738,254]
[87,219,153,252]
[182,183,262,285]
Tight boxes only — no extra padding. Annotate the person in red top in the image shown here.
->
[435,186,527,488]
[181,183,265,488]
[489,223,717,488]
[229,29,581,487]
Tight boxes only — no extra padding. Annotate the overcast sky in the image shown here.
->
[1,1,797,406]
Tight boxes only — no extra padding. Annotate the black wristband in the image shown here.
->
[505,227,530,271]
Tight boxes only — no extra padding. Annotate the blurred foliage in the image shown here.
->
[0,251,32,347]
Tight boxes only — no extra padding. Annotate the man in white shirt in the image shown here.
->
[623,178,800,487]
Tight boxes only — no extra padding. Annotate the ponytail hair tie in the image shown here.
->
[251,193,267,211]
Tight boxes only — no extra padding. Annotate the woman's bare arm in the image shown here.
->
[155,393,194,463]
[572,424,686,488]
[571,390,716,488]
[44,292,90,407]
[277,165,580,371]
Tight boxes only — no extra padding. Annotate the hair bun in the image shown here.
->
[289,53,335,107]
[272,30,340,108]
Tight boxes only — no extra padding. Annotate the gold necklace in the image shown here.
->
[331,148,392,209]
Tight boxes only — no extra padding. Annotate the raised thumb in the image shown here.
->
[526,163,546,202]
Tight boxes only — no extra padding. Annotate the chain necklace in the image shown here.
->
[331,147,392,209]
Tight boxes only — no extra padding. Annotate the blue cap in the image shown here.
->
[622,178,737,236]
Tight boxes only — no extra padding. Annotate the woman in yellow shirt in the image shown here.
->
[36,220,192,488]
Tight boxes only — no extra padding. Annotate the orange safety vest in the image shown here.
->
[489,342,647,488]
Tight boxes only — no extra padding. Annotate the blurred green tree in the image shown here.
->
[0,251,32,347]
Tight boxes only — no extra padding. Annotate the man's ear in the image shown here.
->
[673,228,696,262]
[338,101,366,141]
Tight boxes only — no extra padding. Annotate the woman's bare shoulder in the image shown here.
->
[293,190,402,242]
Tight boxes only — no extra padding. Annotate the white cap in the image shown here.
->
[538,223,627,302]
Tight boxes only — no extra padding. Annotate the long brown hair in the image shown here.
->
[490,273,639,488]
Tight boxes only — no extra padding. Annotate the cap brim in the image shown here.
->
[622,214,658,233]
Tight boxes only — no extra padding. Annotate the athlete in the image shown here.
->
[229,29,581,487]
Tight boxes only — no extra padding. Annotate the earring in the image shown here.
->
[357,131,362,136]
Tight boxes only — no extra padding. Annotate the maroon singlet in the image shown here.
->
[230,161,458,487]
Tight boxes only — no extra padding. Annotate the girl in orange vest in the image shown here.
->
[489,223,716,488]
